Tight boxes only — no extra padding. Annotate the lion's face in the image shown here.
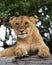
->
[9,16,38,38]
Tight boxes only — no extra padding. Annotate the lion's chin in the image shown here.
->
[17,34,27,38]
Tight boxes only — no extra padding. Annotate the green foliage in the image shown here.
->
[0,0,52,26]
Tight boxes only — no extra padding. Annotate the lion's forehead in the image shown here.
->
[16,16,29,22]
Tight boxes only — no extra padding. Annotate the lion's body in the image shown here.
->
[0,16,50,57]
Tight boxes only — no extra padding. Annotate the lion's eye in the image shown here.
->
[15,23,19,25]
[25,22,28,25]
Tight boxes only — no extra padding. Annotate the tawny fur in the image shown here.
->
[0,16,50,57]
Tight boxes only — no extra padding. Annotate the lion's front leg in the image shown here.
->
[0,46,15,57]
[38,44,50,58]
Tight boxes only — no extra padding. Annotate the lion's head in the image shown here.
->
[9,16,39,38]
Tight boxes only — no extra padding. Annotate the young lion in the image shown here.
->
[0,16,50,57]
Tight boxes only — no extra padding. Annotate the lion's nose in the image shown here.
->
[20,29,24,32]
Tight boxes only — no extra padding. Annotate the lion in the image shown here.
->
[0,16,50,57]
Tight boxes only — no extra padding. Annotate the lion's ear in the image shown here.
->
[29,15,39,24]
[9,16,17,26]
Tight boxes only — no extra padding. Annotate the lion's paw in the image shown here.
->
[38,47,50,58]
[15,48,28,57]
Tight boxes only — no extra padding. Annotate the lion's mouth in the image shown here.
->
[17,32,28,38]
[19,32,27,35]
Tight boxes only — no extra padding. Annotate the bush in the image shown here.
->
[0,0,52,26]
